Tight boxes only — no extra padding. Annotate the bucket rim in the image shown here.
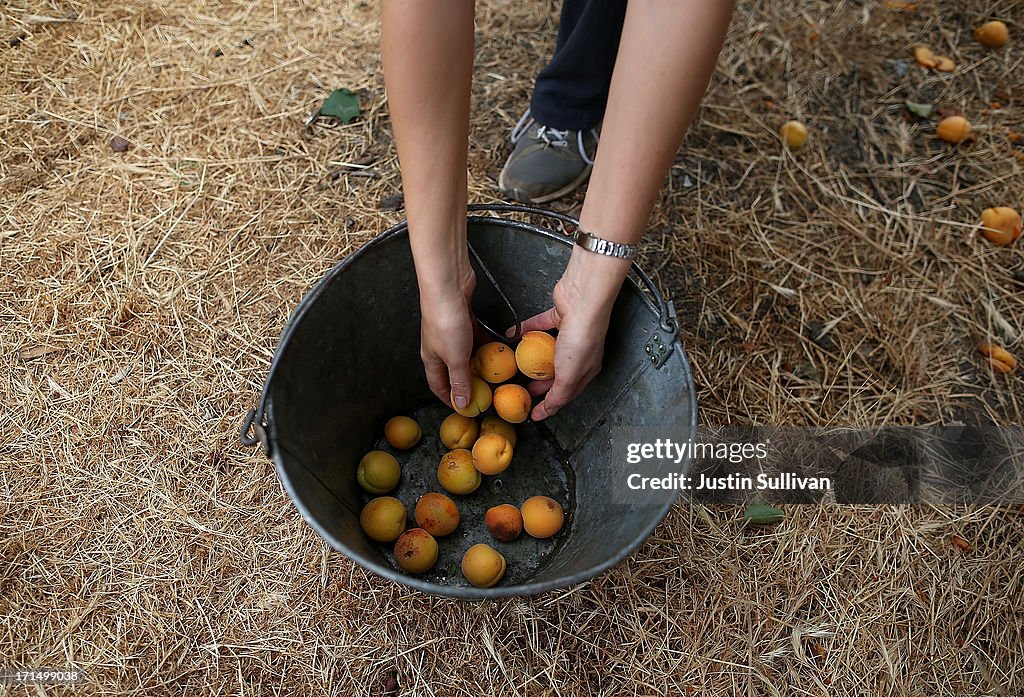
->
[259,210,698,599]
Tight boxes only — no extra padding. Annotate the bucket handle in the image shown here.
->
[466,203,679,365]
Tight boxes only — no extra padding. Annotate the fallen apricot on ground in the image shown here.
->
[451,376,492,417]
[393,528,438,574]
[936,115,971,143]
[359,496,407,542]
[480,415,517,447]
[472,342,518,384]
[384,415,421,450]
[415,492,460,536]
[979,343,1017,373]
[461,543,506,588]
[485,504,523,542]
[437,449,481,495]
[933,55,955,72]
[521,496,564,538]
[974,20,1009,48]
[439,413,479,450]
[472,433,513,475]
[779,120,808,148]
[515,331,556,380]
[979,207,1022,246]
[493,384,531,423]
[356,451,401,494]
[913,45,937,68]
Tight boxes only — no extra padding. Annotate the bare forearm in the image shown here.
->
[586,0,733,241]
[382,0,475,299]
[567,0,734,307]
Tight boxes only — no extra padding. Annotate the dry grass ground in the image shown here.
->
[2,0,1023,694]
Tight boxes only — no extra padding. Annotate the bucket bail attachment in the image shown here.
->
[240,406,272,457]
[645,299,679,369]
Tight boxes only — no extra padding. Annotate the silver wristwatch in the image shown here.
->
[572,227,637,260]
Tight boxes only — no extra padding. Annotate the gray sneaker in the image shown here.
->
[497,110,599,204]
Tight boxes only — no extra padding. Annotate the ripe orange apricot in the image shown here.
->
[461,543,506,588]
[974,20,1009,48]
[515,331,556,380]
[779,120,808,148]
[384,415,421,450]
[439,413,478,450]
[451,376,492,418]
[415,492,460,536]
[520,496,564,538]
[359,496,407,542]
[913,45,938,68]
[393,528,438,574]
[979,343,1017,373]
[437,449,481,495]
[472,342,518,384]
[933,55,955,72]
[479,415,517,447]
[493,384,531,424]
[936,115,971,143]
[485,504,523,542]
[356,451,401,494]
[979,207,1022,246]
[472,433,513,475]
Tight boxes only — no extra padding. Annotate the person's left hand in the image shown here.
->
[514,251,624,420]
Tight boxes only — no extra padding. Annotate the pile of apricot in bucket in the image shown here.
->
[356,331,568,588]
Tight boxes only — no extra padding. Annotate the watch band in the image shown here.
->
[572,227,637,260]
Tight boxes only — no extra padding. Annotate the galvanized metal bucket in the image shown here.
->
[241,204,696,598]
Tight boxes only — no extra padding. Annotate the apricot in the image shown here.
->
[437,449,481,495]
[393,528,438,574]
[779,120,808,149]
[520,496,564,539]
[439,413,478,450]
[472,433,513,475]
[493,384,531,424]
[480,415,517,447]
[414,492,460,536]
[451,376,492,418]
[913,45,938,68]
[933,55,955,72]
[359,496,407,542]
[461,543,506,588]
[384,415,421,450]
[937,115,971,143]
[979,343,1017,374]
[974,20,1009,48]
[472,342,518,384]
[515,331,556,380]
[979,207,1022,246]
[485,504,523,542]
[356,451,400,494]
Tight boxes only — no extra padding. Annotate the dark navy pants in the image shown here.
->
[529,0,628,131]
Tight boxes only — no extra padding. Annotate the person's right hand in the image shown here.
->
[419,267,477,410]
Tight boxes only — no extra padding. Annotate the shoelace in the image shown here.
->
[510,109,598,165]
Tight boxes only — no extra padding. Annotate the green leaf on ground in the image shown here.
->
[744,503,785,525]
[905,101,934,119]
[320,88,360,123]
[793,361,820,382]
